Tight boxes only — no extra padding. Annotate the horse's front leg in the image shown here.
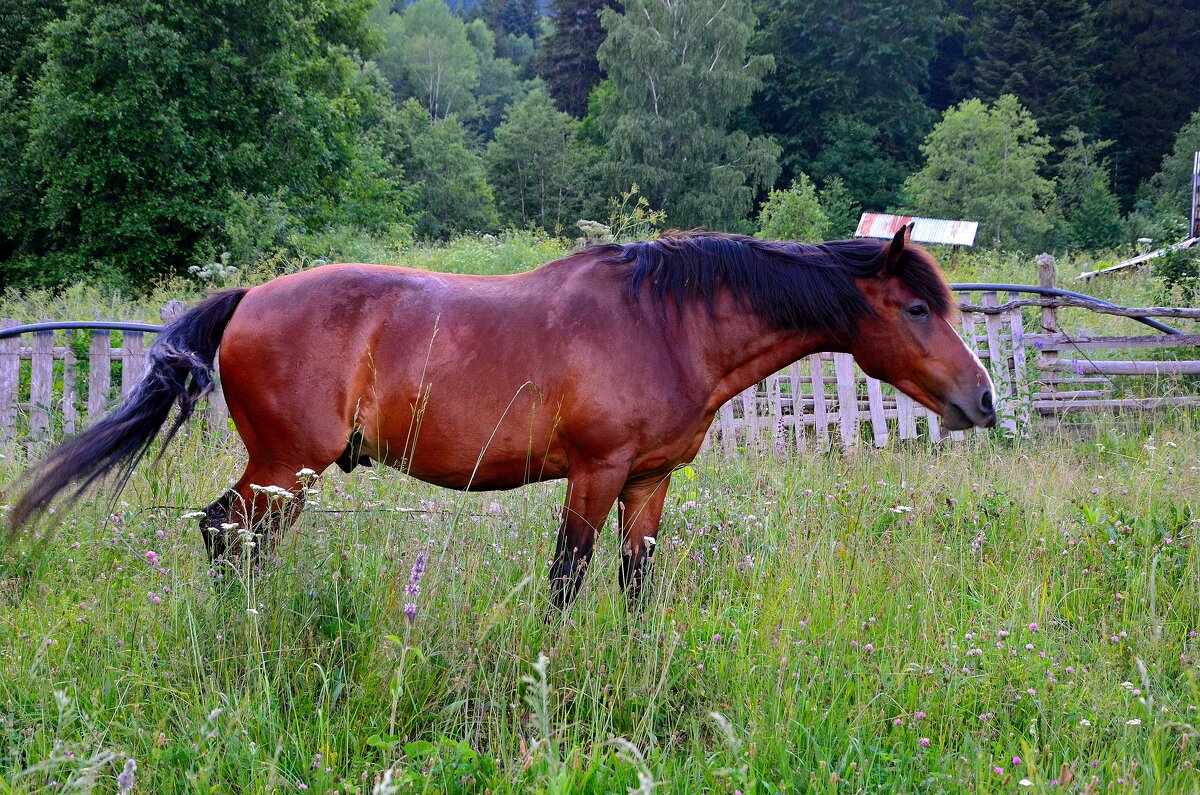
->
[548,463,627,614]
[617,473,671,610]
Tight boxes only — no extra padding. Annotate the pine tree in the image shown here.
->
[964,0,1104,146]
[1056,129,1123,251]
[537,0,620,117]
[597,0,780,230]
[1100,0,1200,203]
[750,0,942,211]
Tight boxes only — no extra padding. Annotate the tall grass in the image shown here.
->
[2,411,1198,793]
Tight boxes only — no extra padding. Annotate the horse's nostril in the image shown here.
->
[981,390,994,413]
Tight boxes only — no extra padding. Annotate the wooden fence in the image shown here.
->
[710,287,1200,451]
[1,292,1197,449]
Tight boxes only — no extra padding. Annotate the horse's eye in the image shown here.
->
[907,304,928,318]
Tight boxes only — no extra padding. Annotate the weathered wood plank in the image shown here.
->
[865,375,888,447]
[89,330,112,421]
[769,373,785,454]
[1034,396,1199,413]
[809,354,830,451]
[789,361,806,452]
[1040,360,1200,376]
[895,391,917,440]
[961,298,1200,319]
[833,353,859,447]
[1023,333,1200,351]
[1006,291,1032,429]
[0,320,18,440]
[121,332,146,396]
[980,292,1017,434]
[30,324,54,440]
[62,331,77,436]
[718,401,735,454]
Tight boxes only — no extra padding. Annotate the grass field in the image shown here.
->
[2,411,1199,793]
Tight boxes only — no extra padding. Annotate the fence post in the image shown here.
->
[980,292,1017,434]
[833,353,859,447]
[62,331,78,436]
[809,354,830,451]
[30,321,54,440]
[1037,254,1059,335]
[0,320,18,440]
[121,332,146,396]
[88,329,112,422]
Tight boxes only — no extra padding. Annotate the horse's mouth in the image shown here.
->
[943,401,997,431]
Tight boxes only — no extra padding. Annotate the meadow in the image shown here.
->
[1,235,1199,793]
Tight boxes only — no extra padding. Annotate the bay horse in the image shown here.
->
[10,228,996,609]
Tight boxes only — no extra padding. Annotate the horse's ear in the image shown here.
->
[877,224,911,278]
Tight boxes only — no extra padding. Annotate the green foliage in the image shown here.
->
[1100,1,1200,202]
[463,19,536,139]
[396,100,498,240]
[750,0,942,210]
[756,175,828,242]
[817,177,862,240]
[537,0,619,118]
[1145,104,1200,224]
[378,0,481,122]
[903,95,1055,252]
[1055,128,1123,251]
[1155,248,1199,302]
[597,0,780,230]
[486,89,587,233]
[2,0,409,288]
[960,0,1104,146]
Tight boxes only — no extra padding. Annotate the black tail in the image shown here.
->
[9,288,248,530]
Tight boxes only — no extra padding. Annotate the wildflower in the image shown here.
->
[994,766,1004,775]
[1020,780,1033,787]
[1079,719,1092,726]
[1126,718,1141,725]
[864,643,874,653]
[920,738,930,748]
[1013,756,1022,765]
[1025,643,1035,651]
[915,711,926,719]
[117,759,137,794]
[1029,622,1038,631]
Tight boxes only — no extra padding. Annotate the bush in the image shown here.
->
[756,175,828,242]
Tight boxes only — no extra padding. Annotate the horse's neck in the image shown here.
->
[690,300,843,415]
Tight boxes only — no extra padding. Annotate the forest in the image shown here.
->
[1,0,1199,289]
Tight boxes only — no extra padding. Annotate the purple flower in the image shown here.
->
[117,758,137,794]
[920,737,931,748]
[402,551,427,622]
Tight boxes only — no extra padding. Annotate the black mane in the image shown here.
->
[594,232,954,337]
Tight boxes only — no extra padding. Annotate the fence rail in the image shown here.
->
[1,283,1197,449]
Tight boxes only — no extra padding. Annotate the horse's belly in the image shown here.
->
[367,408,571,491]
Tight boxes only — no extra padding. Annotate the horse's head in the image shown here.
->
[849,229,996,431]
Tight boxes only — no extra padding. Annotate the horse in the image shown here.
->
[10,228,996,610]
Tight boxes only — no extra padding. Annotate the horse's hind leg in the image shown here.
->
[548,462,628,613]
[200,457,324,564]
[199,490,236,562]
[616,474,672,609]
